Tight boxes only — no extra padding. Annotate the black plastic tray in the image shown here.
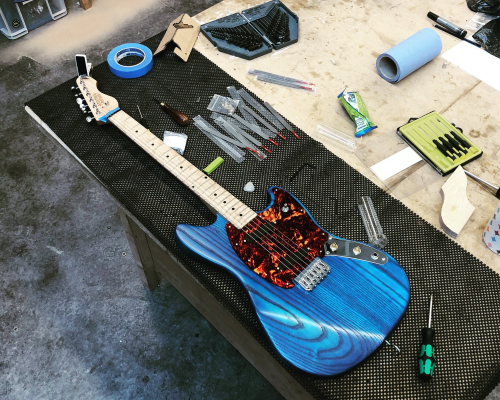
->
[242,0,299,50]
[200,0,298,60]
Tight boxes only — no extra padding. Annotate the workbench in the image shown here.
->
[25,0,500,398]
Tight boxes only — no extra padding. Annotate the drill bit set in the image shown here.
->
[200,0,298,60]
[204,23,264,52]
[397,111,483,175]
[243,3,290,45]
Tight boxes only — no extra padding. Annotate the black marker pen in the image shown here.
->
[427,12,467,38]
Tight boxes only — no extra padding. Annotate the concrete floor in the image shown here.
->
[0,1,283,399]
[1,1,499,399]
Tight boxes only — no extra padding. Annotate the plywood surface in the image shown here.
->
[193,0,500,271]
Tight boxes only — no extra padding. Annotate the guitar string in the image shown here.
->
[244,223,312,272]
[241,227,317,279]
[238,235,304,279]
[243,228,312,276]
[243,219,317,275]
[243,215,314,266]
[246,215,318,265]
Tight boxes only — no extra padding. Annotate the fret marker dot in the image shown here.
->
[214,193,217,196]
[223,201,226,203]
[232,208,235,210]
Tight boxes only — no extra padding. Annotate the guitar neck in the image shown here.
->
[108,110,256,229]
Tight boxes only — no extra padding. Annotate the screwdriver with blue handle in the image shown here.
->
[419,294,435,380]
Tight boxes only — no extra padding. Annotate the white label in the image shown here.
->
[370,147,422,182]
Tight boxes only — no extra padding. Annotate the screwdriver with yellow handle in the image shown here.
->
[418,294,435,380]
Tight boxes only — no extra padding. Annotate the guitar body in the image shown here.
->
[176,187,410,376]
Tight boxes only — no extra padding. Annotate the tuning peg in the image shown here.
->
[86,116,95,123]
[76,98,85,105]
[71,86,80,92]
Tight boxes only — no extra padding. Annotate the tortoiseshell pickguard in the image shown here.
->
[225,188,328,288]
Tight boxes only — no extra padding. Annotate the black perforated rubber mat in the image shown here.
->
[26,32,500,399]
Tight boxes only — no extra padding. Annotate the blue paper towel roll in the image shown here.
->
[376,28,442,83]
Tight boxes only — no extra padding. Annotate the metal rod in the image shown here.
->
[464,170,499,191]
[428,294,433,329]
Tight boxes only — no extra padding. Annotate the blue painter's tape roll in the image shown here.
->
[376,28,442,83]
[107,43,153,78]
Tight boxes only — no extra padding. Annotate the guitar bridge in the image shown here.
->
[294,258,330,291]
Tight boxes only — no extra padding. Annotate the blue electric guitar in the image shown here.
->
[76,77,411,376]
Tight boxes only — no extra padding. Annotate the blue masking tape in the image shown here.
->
[107,43,153,78]
[376,28,442,83]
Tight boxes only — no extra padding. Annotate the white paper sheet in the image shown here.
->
[369,147,422,182]
[443,41,500,92]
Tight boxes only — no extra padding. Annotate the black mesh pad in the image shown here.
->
[26,33,500,400]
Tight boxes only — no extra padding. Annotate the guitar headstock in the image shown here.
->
[73,77,120,124]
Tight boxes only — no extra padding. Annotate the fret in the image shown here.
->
[108,110,256,229]
[151,143,170,158]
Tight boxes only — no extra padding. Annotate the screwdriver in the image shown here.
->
[430,121,468,155]
[153,98,189,126]
[425,123,463,157]
[436,118,472,150]
[418,294,436,380]
[419,127,456,160]
[137,105,149,130]
[464,170,500,199]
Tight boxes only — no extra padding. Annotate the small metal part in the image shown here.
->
[371,252,379,260]
[385,340,401,355]
[294,258,331,291]
[464,170,500,199]
[428,294,433,328]
[323,236,388,264]
[281,204,289,212]
[86,116,94,123]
